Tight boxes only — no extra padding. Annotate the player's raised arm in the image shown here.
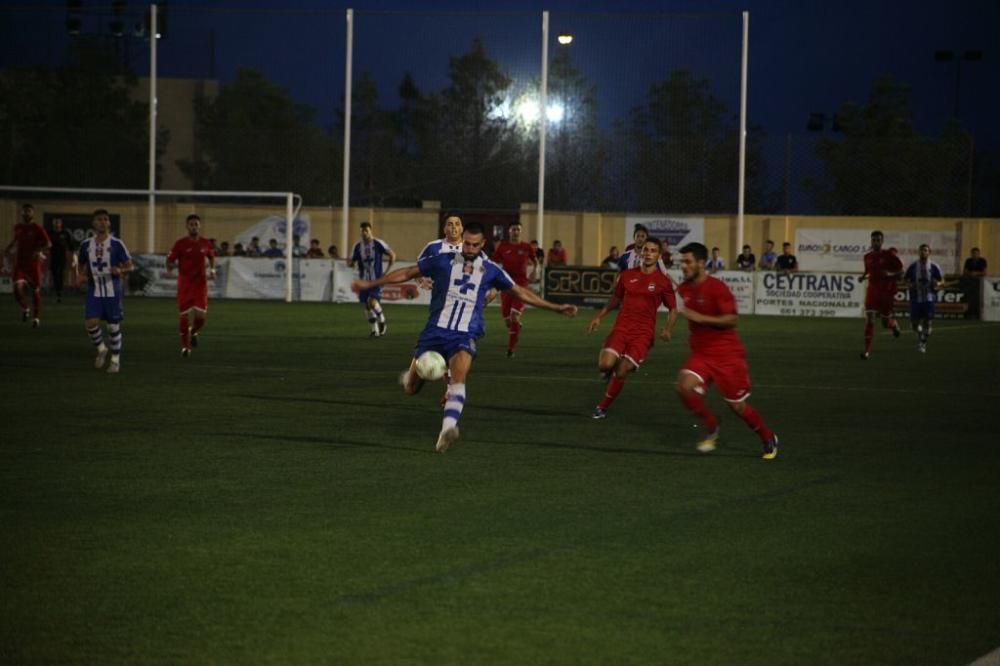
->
[587,293,622,333]
[351,263,422,293]
[508,283,577,317]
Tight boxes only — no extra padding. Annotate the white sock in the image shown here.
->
[442,383,466,432]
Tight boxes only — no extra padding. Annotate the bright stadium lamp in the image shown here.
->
[517,99,541,124]
[557,34,573,45]
[546,102,565,124]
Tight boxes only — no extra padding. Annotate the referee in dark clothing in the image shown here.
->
[48,218,75,302]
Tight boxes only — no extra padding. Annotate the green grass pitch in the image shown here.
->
[2,296,999,664]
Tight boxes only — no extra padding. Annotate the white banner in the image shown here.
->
[717,270,756,314]
[754,271,864,318]
[295,260,334,302]
[133,254,226,299]
[982,277,1000,322]
[795,228,960,273]
[233,213,311,251]
[225,257,300,300]
[332,260,431,305]
[626,215,704,266]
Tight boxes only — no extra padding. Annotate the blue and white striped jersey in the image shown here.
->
[78,236,131,298]
[905,259,944,303]
[417,252,514,337]
[418,238,463,260]
[618,247,669,275]
[351,238,392,280]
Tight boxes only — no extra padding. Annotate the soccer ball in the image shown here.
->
[415,351,448,381]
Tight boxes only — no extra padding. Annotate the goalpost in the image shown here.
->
[0,186,303,302]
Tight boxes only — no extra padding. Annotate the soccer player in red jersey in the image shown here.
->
[490,221,539,357]
[587,238,677,419]
[858,230,903,359]
[675,242,779,460]
[4,203,51,327]
[165,214,216,357]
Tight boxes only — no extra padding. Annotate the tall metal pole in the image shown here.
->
[147,4,158,253]
[537,11,549,253]
[286,193,294,302]
[736,11,749,255]
[340,9,354,260]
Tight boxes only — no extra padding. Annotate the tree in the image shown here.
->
[179,69,335,203]
[0,37,163,188]
[809,77,973,216]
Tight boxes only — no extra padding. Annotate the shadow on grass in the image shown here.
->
[214,431,433,455]
[475,436,753,459]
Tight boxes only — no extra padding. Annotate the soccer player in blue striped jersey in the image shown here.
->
[418,214,465,261]
[75,209,133,374]
[349,222,395,337]
[352,222,578,452]
[903,243,944,353]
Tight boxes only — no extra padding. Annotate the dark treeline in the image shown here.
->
[1,38,995,216]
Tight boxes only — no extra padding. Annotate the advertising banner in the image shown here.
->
[716,270,756,314]
[626,215,704,265]
[892,282,974,320]
[233,214,311,252]
[544,266,619,307]
[132,254,226,299]
[332,260,430,305]
[295,260,334,302]
[225,257,301,300]
[754,271,864,318]
[795,228,960,273]
[982,278,1000,322]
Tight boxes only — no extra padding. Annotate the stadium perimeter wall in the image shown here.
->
[1,198,997,269]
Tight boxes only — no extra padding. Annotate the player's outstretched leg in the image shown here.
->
[178,312,191,356]
[371,299,387,336]
[728,399,778,460]
[190,310,206,347]
[400,361,425,396]
[593,353,632,419]
[107,322,122,373]
[31,285,41,327]
[14,281,29,321]
[676,370,719,452]
[87,321,108,369]
[437,382,465,452]
[861,313,875,359]
[506,313,522,358]
[885,313,901,338]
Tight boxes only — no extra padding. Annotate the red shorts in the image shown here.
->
[864,289,895,316]
[681,353,751,402]
[602,327,654,367]
[177,282,208,313]
[501,291,525,319]
[13,264,42,287]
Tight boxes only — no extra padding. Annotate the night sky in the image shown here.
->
[2,0,998,142]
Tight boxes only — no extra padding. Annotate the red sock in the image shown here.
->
[179,316,190,348]
[738,403,774,443]
[864,322,874,354]
[888,318,899,331]
[14,286,27,310]
[31,288,41,317]
[598,376,626,410]
[680,392,718,432]
[191,316,206,334]
[507,320,521,353]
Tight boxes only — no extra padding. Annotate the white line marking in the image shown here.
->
[968,645,1000,666]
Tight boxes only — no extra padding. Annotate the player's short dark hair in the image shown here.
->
[92,208,109,218]
[633,224,648,238]
[186,214,201,223]
[360,221,372,230]
[712,246,720,252]
[919,244,930,251]
[971,246,980,252]
[765,239,774,245]
[22,203,33,209]
[783,242,792,248]
[680,242,708,261]
[443,212,462,221]
[464,222,485,236]
[509,221,522,229]
[743,244,751,250]
[871,230,884,238]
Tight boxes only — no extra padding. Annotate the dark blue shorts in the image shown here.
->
[358,287,382,303]
[413,327,479,362]
[910,301,934,320]
[85,294,124,322]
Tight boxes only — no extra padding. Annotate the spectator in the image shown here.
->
[530,240,544,264]
[209,237,220,254]
[775,242,798,273]
[601,246,620,269]
[48,217,75,302]
[291,234,307,258]
[963,247,987,277]
[232,242,246,257]
[246,236,263,257]
[547,239,568,266]
[306,239,325,258]
[217,241,231,257]
[735,244,755,271]
[262,238,283,258]
[328,244,340,259]
[659,240,673,268]
[759,239,777,270]
[706,246,726,273]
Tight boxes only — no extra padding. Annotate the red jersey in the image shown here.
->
[12,223,51,269]
[864,249,902,295]
[612,268,676,334]
[167,236,215,285]
[492,241,534,286]
[677,275,744,356]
